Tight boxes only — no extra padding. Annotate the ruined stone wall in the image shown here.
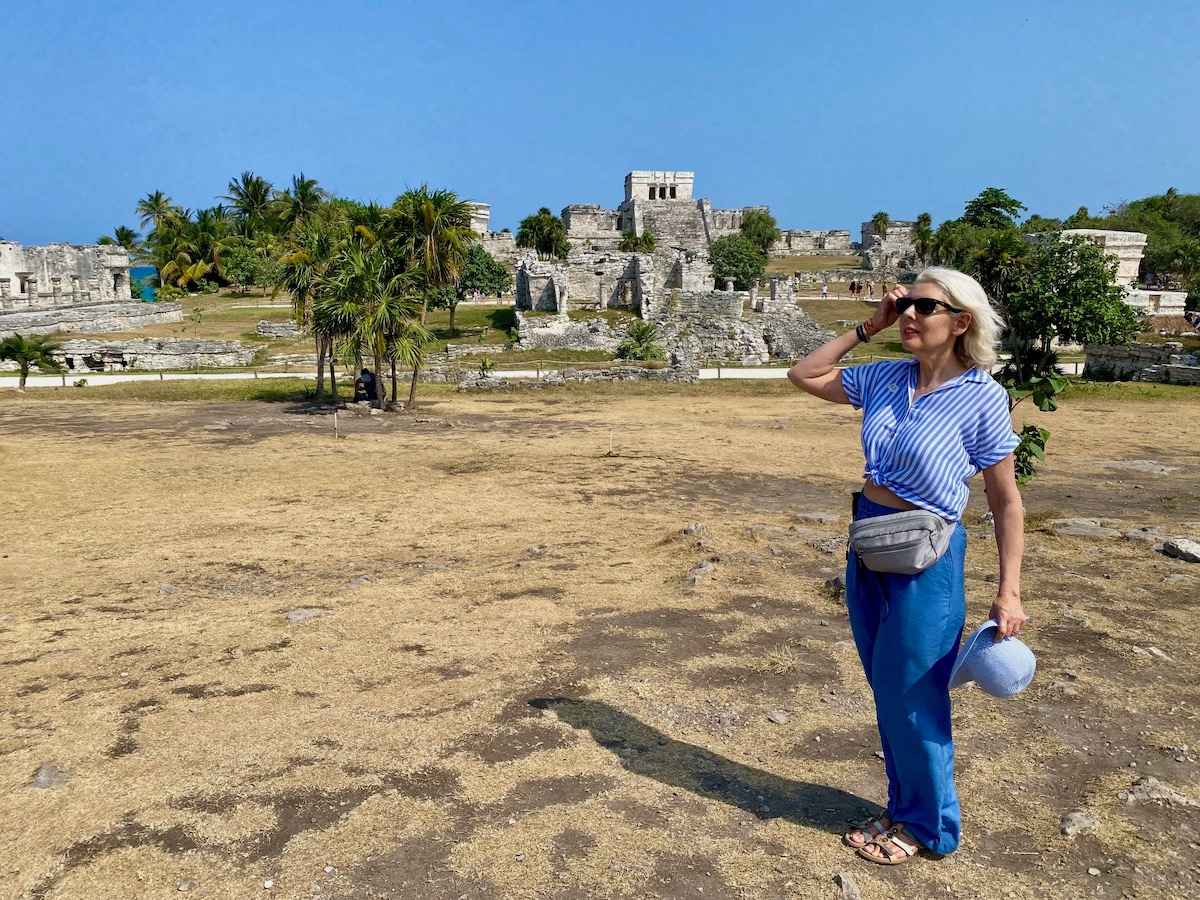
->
[563,205,623,238]
[1062,229,1146,284]
[515,256,568,312]
[625,171,695,202]
[0,241,132,306]
[1084,342,1200,384]
[563,247,645,311]
[479,232,521,268]
[770,229,854,257]
[0,301,183,338]
[52,339,255,372]
[514,310,625,352]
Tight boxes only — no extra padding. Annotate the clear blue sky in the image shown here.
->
[4,0,1197,244]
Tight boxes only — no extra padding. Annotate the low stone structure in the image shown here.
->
[861,220,917,271]
[1033,229,1188,314]
[0,300,183,338]
[515,312,625,353]
[459,364,697,391]
[256,320,302,338]
[769,229,854,257]
[1083,342,1200,385]
[54,339,255,372]
[0,240,183,337]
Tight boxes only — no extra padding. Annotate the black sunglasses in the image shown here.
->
[896,296,963,316]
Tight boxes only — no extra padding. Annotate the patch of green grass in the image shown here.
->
[768,255,864,274]
[1057,378,1200,403]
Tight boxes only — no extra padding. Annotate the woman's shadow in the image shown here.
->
[530,697,880,832]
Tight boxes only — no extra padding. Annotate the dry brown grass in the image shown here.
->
[2,384,1199,899]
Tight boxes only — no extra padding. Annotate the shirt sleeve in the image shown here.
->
[968,386,1020,471]
[840,363,869,409]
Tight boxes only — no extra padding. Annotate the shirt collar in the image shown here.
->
[906,359,986,396]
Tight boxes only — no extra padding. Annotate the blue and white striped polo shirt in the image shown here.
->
[841,358,1019,522]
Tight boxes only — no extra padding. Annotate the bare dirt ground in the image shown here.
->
[2,383,1198,899]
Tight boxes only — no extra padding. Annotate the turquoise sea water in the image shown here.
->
[130,265,157,300]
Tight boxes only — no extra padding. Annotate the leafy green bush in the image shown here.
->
[618,229,657,253]
[710,235,766,290]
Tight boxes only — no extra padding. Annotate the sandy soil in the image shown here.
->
[1,383,1198,899]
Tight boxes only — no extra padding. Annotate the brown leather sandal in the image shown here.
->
[856,824,921,865]
[843,814,891,849]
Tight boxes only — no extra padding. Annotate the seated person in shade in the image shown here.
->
[353,368,378,403]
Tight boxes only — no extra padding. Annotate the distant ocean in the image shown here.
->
[130,265,157,300]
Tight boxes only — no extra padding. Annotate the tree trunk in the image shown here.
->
[406,361,420,410]
[448,301,457,336]
[329,354,338,405]
[18,367,27,391]
[314,334,326,398]
[374,352,386,409]
[390,358,398,405]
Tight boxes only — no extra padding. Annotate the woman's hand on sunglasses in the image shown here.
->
[870,286,908,332]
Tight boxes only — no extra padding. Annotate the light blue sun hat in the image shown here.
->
[949,619,1036,698]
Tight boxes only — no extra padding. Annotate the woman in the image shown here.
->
[787,267,1027,865]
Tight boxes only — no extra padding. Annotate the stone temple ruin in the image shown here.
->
[481,171,832,367]
[0,241,182,338]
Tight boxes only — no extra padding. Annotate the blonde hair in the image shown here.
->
[913,266,1004,371]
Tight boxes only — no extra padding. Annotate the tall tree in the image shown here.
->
[277,173,327,229]
[710,234,766,290]
[390,187,476,408]
[962,187,1027,230]
[136,191,175,231]
[275,208,347,400]
[450,244,513,334]
[223,171,275,237]
[739,209,781,256]
[869,211,891,245]
[515,207,569,260]
[0,334,61,390]
[912,213,933,265]
[98,226,141,252]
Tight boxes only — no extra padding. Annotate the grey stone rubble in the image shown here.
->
[51,339,256,372]
[31,763,70,788]
[256,319,301,338]
[833,871,862,900]
[1056,810,1095,836]
[1119,776,1198,808]
[0,240,183,337]
[1084,342,1200,386]
[458,365,696,391]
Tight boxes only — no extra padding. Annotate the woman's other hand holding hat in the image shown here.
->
[989,588,1028,641]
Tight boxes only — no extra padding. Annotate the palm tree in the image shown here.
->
[390,187,476,408]
[314,244,424,409]
[516,207,570,259]
[223,171,275,237]
[870,211,891,246]
[616,320,665,361]
[912,213,933,266]
[160,252,211,290]
[276,214,344,399]
[277,173,327,230]
[0,334,61,390]
[136,191,175,231]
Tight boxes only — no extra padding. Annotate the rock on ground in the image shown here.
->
[1060,809,1099,837]
[1162,538,1200,563]
[1119,776,1198,808]
[1047,518,1123,539]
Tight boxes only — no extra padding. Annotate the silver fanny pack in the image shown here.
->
[848,497,954,575]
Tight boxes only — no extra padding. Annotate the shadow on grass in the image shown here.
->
[530,697,879,833]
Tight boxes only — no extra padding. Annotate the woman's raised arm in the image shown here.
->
[787,290,902,404]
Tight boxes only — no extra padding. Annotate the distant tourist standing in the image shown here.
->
[787,267,1027,866]
[820,280,829,300]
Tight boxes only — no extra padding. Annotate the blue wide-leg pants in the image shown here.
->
[845,494,967,855]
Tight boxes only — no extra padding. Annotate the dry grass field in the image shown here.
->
[2,381,1199,899]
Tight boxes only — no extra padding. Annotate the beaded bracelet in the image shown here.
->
[855,323,870,343]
